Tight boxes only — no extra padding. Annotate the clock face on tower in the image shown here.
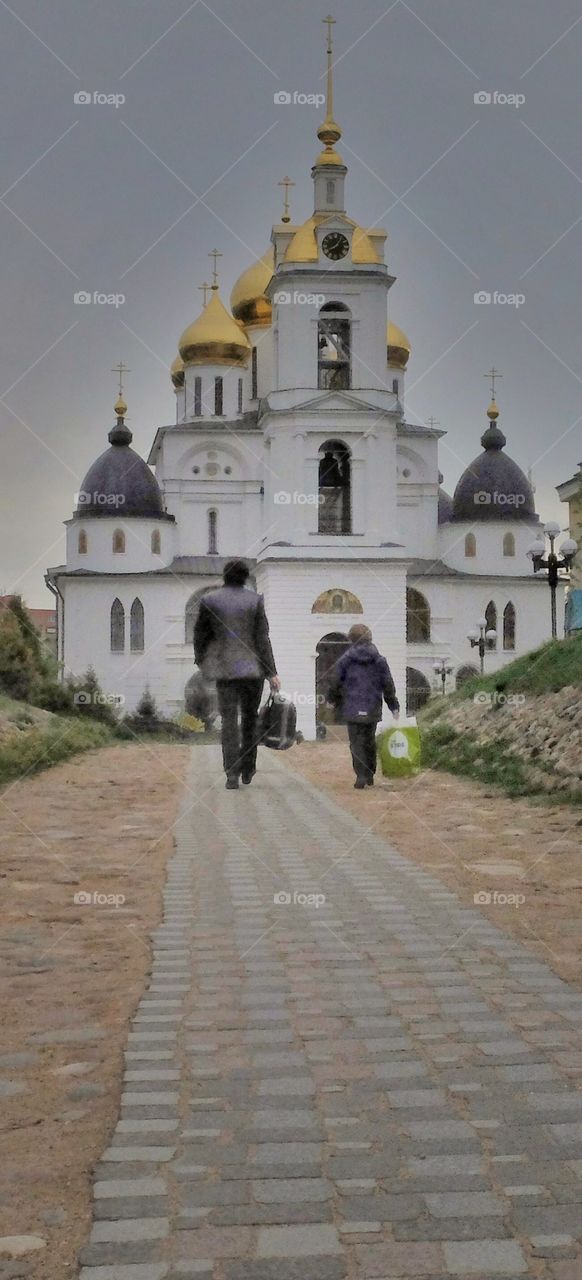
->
[321,231,350,261]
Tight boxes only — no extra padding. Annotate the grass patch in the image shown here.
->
[454,632,582,703]
[421,721,582,805]
[0,714,114,788]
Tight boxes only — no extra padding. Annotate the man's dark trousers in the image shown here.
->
[347,721,377,784]
[216,678,264,781]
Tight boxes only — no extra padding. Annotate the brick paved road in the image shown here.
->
[79,746,582,1279]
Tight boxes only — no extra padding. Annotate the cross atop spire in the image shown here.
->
[209,248,222,291]
[484,366,502,399]
[112,361,130,398]
[278,175,295,223]
[323,14,336,117]
[427,415,440,430]
[316,14,342,157]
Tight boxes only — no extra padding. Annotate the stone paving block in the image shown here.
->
[443,1238,528,1274]
[79,1267,168,1280]
[353,1240,444,1275]
[224,1262,346,1280]
[425,1191,507,1218]
[256,1224,341,1257]
[94,1199,169,1222]
[253,1179,331,1203]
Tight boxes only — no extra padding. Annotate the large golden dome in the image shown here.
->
[285,215,379,265]
[178,292,251,367]
[230,249,274,327]
[170,353,185,387]
[387,320,411,369]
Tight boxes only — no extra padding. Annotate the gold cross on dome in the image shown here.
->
[209,248,223,290]
[278,175,295,223]
[484,367,502,398]
[323,13,336,54]
[198,281,211,306]
[111,361,130,396]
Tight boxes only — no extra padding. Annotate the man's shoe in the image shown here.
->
[241,769,256,786]
[366,778,375,787]
[354,779,366,790]
[225,777,239,790]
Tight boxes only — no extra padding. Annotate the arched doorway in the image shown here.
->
[406,666,431,715]
[316,631,350,724]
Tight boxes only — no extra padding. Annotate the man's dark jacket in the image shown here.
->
[193,585,277,681]
[328,641,399,724]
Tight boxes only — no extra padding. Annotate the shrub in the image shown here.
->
[0,611,38,700]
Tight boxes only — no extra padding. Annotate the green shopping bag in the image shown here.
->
[377,717,421,778]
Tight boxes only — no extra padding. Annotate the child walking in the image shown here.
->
[328,624,400,789]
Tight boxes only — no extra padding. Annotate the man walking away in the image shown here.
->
[194,560,280,789]
[328,623,399,789]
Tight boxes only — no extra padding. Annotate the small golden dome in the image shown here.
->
[230,249,274,327]
[285,215,379,265]
[178,292,251,367]
[170,354,185,388]
[114,394,128,418]
[387,321,411,369]
[314,147,343,166]
[487,397,500,420]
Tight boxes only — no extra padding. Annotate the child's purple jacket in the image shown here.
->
[328,641,400,724]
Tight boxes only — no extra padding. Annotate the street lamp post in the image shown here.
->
[526,523,577,640]
[433,657,453,695]
[467,617,497,676]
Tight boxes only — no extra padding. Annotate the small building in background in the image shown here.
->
[557,463,582,632]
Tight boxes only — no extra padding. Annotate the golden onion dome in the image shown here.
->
[170,353,185,388]
[487,397,500,421]
[178,292,251,367]
[114,394,128,418]
[284,215,379,265]
[230,249,274,327]
[387,320,411,369]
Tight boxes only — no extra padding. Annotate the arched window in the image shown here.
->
[318,303,351,390]
[130,598,144,653]
[78,529,88,554]
[326,179,335,205]
[503,602,516,651]
[465,532,477,558]
[194,376,202,416]
[406,667,431,715]
[456,664,479,689]
[318,440,351,534]
[112,528,125,554]
[503,531,515,557]
[406,588,431,643]
[110,598,125,652]
[151,530,161,555]
[208,509,218,555]
[214,377,223,416]
[485,600,497,648]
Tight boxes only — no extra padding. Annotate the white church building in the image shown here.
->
[47,26,563,738]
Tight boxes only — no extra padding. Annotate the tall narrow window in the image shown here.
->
[194,376,202,416]
[130,598,145,652]
[326,179,335,204]
[214,377,223,416]
[392,378,399,395]
[251,347,258,399]
[110,598,125,652]
[112,529,125,554]
[318,440,352,534]
[208,509,218,555]
[406,588,431,643]
[237,377,243,413]
[503,602,516,651]
[78,529,88,554]
[503,531,515,557]
[465,532,476,558]
[151,530,161,555]
[485,600,498,648]
[318,303,351,390]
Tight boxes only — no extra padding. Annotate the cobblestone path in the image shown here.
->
[78,746,582,1279]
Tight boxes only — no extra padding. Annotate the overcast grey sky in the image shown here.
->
[2,0,582,603]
